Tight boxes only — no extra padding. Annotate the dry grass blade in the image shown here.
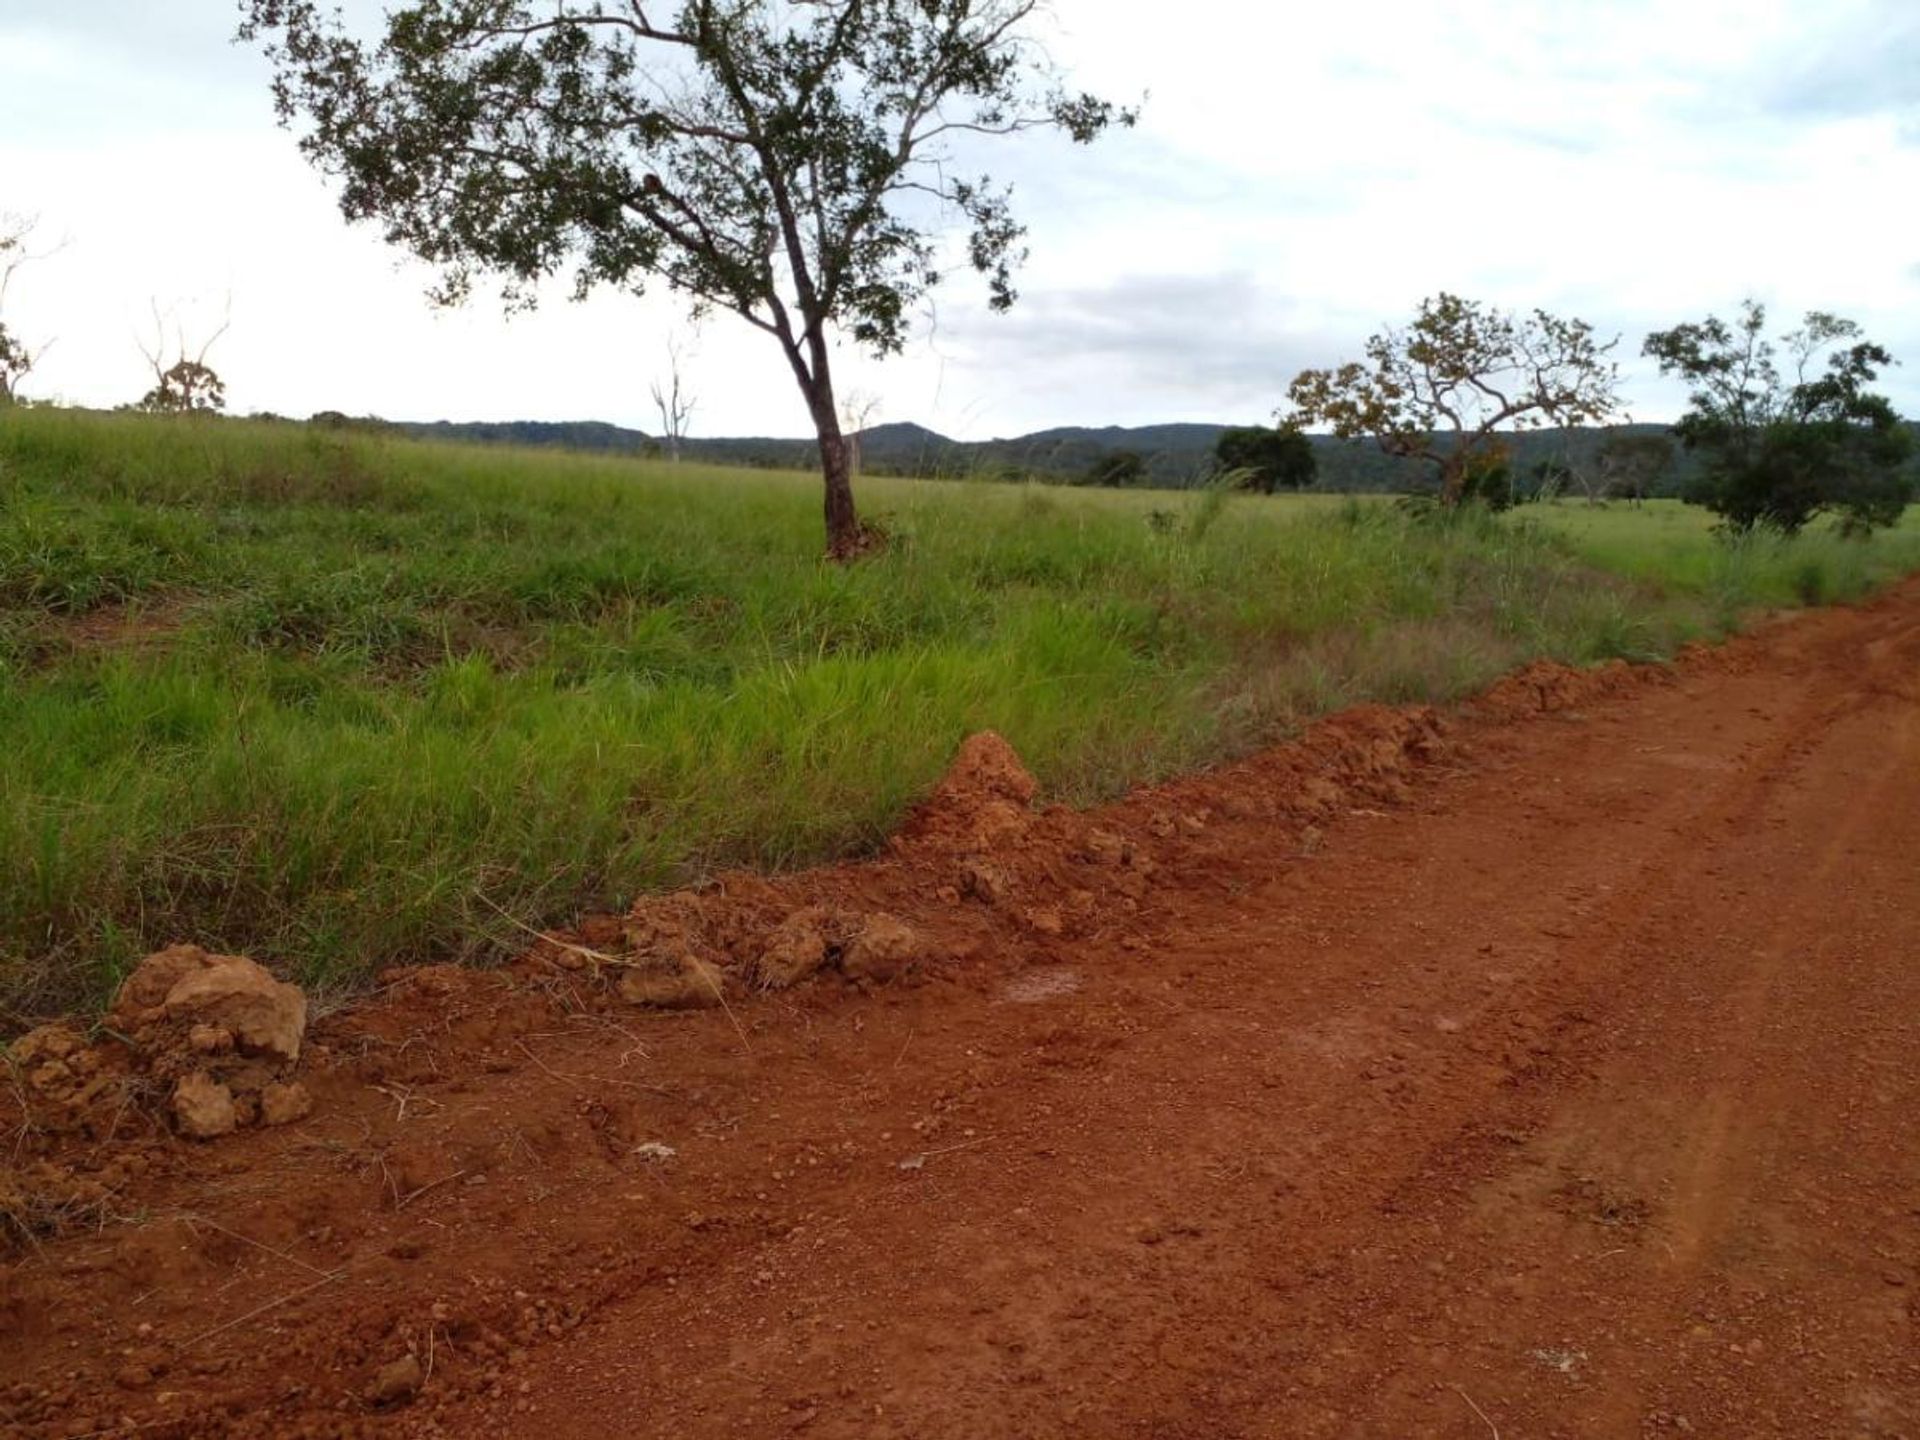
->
[472,888,628,969]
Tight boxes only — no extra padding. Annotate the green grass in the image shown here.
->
[4,407,1917,1020]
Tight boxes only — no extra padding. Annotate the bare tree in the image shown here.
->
[649,334,696,462]
[839,389,883,481]
[134,299,231,415]
[0,213,57,405]
[1590,430,1674,506]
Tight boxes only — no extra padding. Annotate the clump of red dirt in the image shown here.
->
[2,946,319,1252]
[107,944,313,1140]
[1475,657,1648,718]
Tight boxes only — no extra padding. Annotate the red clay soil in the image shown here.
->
[5,582,1920,1439]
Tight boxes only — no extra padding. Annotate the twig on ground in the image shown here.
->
[898,1135,994,1171]
[1453,1385,1500,1440]
[699,963,755,1056]
[178,1213,332,1281]
[183,1268,344,1347]
[395,1170,467,1212]
[511,1039,668,1096]
[471,888,626,969]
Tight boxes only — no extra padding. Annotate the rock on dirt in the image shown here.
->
[840,914,921,983]
[112,945,307,1071]
[365,1353,423,1408]
[6,1025,104,1109]
[618,953,726,1009]
[109,945,310,1139]
[753,908,833,990]
[260,1080,314,1127]
[171,1071,238,1141]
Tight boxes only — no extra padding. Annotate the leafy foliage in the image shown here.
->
[1082,450,1147,487]
[1214,424,1316,493]
[1287,293,1621,505]
[239,0,1134,553]
[0,325,30,407]
[1643,301,1914,535]
[135,360,228,416]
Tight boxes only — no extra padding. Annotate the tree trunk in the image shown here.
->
[776,320,864,559]
[811,395,862,559]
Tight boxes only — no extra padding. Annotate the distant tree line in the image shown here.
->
[1286,292,1915,534]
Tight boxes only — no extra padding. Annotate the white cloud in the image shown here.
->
[3,0,1918,440]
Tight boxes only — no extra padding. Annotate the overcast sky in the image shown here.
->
[3,0,1918,440]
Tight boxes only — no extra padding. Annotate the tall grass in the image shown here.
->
[3,408,1916,1018]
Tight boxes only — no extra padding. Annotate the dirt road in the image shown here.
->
[5,584,1919,1439]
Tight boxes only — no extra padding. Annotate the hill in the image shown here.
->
[384,414,1701,494]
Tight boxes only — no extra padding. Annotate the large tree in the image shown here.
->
[1213,423,1315,494]
[1643,301,1913,535]
[240,1,1132,556]
[1286,293,1621,506]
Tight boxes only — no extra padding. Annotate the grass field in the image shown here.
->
[4,407,1918,1020]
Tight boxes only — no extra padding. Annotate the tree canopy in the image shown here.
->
[1214,424,1315,493]
[240,0,1133,555]
[1286,293,1621,506]
[1643,301,1913,535]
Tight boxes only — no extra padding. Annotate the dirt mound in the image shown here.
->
[108,945,311,1140]
[1475,657,1644,718]
[896,729,1041,852]
[516,713,1464,1020]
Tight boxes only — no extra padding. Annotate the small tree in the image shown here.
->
[1083,450,1146,487]
[1591,430,1673,505]
[0,214,55,406]
[134,302,230,415]
[1643,301,1913,535]
[241,1,1134,557]
[1214,423,1315,494]
[649,334,696,462]
[1287,293,1621,506]
[837,388,886,480]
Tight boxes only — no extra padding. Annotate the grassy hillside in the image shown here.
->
[4,407,1917,1020]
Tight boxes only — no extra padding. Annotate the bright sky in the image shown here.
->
[2,0,1918,440]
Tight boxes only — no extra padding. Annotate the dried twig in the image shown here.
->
[183,1269,344,1348]
[471,888,626,969]
[698,962,754,1056]
[178,1213,332,1281]
[1452,1385,1500,1440]
[395,1170,467,1212]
